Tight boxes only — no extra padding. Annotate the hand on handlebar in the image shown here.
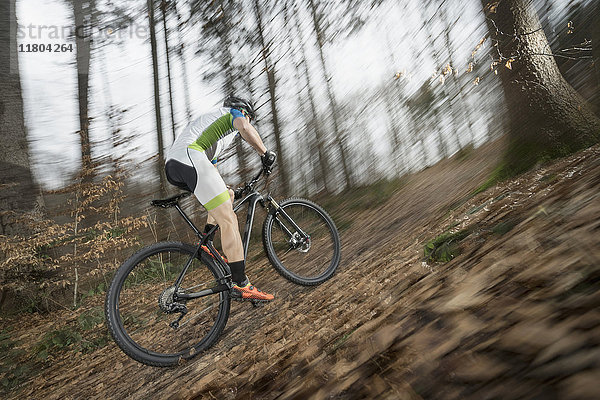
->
[261,150,276,175]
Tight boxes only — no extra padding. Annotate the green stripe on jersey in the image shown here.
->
[204,190,230,211]
[188,113,234,152]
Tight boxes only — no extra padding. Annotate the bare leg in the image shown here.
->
[206,189,234,228]
[207,196,243,262]
[208,192,273,300]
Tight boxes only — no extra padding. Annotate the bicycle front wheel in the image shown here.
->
[263,198,341,285]
[105,241,230,367]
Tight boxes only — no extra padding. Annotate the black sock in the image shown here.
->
[228,260,246,286]
[203,224,216,242]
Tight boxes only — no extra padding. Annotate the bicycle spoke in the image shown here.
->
[111,245,229,361]
[179,298,225,328]
[265,200,340,284]
[182,279,219,292]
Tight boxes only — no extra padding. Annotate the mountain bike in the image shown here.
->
[105,168,341,367]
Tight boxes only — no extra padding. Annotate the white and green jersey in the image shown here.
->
[164,107,245,211]
[167,107,243,164]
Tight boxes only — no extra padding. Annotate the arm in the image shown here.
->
[233,117,267,155]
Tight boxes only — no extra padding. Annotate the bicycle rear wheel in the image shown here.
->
[105,241,230,367]
[263,198,341,285]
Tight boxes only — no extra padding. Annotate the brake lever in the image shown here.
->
[233,187,244,200]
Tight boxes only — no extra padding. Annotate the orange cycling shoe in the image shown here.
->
[230,280,274,302]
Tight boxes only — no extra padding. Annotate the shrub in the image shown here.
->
[0,174,148,312]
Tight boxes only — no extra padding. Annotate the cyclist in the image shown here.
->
[164,96,276,302]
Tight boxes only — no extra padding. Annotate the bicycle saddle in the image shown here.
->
[151,192,192,208]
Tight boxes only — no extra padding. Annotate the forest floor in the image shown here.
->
[2,138,599,399]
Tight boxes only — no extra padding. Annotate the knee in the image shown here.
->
[209,201,237,225]
[222,208,238,225]
[228,188,234,202]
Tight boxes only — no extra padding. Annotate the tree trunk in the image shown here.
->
[383,37,407,176]
[592,0,600,113]
[234,63,253,178]
[172,0,193,124]
[253,0,289,195]
[73,0,94,173]
[417,5,459,155]
[284,2,320,192]
[98,43,120,173]
[220,0,249,180]
[405,38,430,168]
[439,8,476,145]
[307,0,351,189]
[148,0,167,193]
[383,92,405,175]
[482,0,600,176]
[284,2,318,193]
[293,5,330,192]
[160,0,177,142]
[0,0,39,235]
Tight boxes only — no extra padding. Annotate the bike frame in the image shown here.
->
[169,171,308,302]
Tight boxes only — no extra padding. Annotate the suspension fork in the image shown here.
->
[266,196,309,240]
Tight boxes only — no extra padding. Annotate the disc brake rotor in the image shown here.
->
[291,232,311,253]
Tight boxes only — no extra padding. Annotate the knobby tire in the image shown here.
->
[105,241,230,367]
[262,198,341,286]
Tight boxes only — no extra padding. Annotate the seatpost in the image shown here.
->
[174,204,202,237]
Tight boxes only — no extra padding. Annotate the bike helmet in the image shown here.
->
[223,96,256,121]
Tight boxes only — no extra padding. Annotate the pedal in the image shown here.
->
[251,300,267,308]
[230,295,268,307]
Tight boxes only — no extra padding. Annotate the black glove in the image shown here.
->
[261,150,276,174]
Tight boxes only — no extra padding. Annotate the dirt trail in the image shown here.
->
[4,140,600,399]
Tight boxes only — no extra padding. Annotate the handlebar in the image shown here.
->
[233,168,269,200]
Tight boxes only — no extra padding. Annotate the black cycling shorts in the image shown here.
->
[165,159,197,192]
